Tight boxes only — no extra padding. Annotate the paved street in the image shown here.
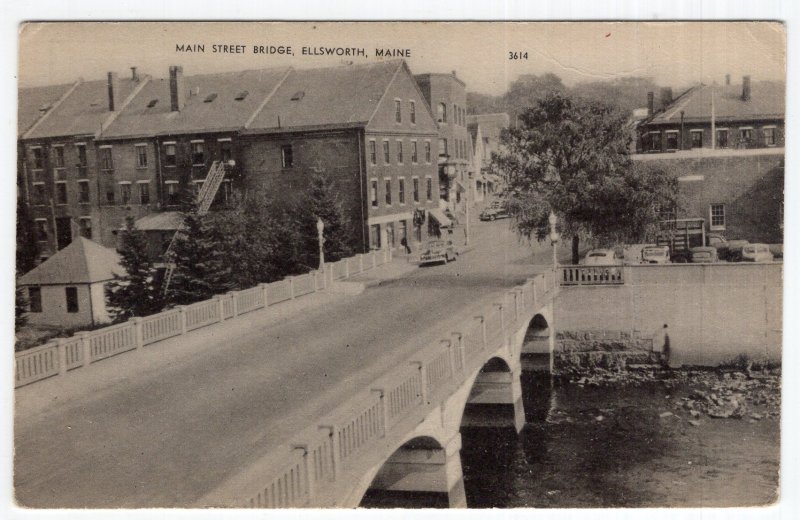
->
[15,215,572,508]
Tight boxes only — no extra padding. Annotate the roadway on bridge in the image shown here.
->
[15,217,568,508]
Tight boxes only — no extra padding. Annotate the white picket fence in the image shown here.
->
[15,248,393,389]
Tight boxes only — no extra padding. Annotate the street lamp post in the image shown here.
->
[316,217,325,271]
[548,211,560,274]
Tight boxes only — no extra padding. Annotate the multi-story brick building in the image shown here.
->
[18,60,445,266]
[414,72,472,213]
[633,76,784,243]
[19,73,146,258]
[242,60,442,252]
[636,77,784,153]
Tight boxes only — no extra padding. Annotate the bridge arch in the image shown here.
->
[358,435,465,508]
[458,355,525,432]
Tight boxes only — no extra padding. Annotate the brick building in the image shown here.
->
[18,60,445,267]
[636,77,784,153]
[414,72,472,213]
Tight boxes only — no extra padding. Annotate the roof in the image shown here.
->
[466,113,510,142]
[18,83,75,136]
[246,61,403,132]
[413,72,466,88]
[25,78,140,139]
[18,237,122,285]
[102,67,291,139]
[467,122,480,148]
[646,81,785,125]
[134,211,184,231]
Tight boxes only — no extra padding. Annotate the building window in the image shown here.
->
[28,287,42,313]
[164,143,177,167]
[281,145,293,168]
[370,224,381,249]
[53,146,65,168]
[710,203,725,230]
[396,141,403,164]
[191,142,205,165]
[135,144,148,168]
[386,222,395,248]
[79,218,92,239]
[439,138,448,158]
[399,178,405,204]
[33,183,46,205]
[424,141,431,163]
[369,140,377,165]
[30,147,44,170]
[395,99,402,123]
[219,139,233,163]
[411,141,418,163]
[438,102,447,123]
[763,127,776,146]
[383,140,390,164]
[76,143,87,166]
[106,188,115,204]
[413,177,420,203]
[99,147,113,170]
[739,127,753,145]
[690,130,703,149]
[716,129,729,148]
[78,180,90,203]
[385,179,392,205]
[398,220,408,245]
[166,181,179,205]
[55,182,67,205]
[453,104,458,126]
[665,131,679,151]
[426,177,433,201]
[119,183,132,205]
[138,182,150,204]
[646,132,661,152]
[35,219,48,241]
[65,287,79,313]
[410,101,416,124]
[370,179,378,208]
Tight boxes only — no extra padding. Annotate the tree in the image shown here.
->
[291,172,353,270]
[105,217,164,321]
[572,77,661,117]
[16,196,39,276]
[493,92,678,263]
[164,206,233,306]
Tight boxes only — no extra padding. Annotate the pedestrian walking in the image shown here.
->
[400,237,411,254]
[655,324,671,369]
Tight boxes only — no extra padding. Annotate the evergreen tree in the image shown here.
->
[16,196,39,275]
[164,206,232,306]
[105,217,164,321]
[15,287,28,332]
[291,171,354,270]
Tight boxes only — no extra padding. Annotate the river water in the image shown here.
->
[460,372,780,508]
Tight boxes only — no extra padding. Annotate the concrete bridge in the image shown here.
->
[198,271,558,508]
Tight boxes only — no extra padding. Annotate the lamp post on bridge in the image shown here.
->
[548,211,560,275]
[317,217,325,271]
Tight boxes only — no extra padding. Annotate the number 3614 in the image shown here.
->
[508,51,528,60]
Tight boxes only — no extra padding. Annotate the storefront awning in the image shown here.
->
[428,208,453,228]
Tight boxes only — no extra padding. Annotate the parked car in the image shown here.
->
[722,239,750,262]
[641,245,671,264]
[479,206,510,221]
[419,239,457,265]
[741,243,774,262]
[690,246,719,263]
[582,249,622,266]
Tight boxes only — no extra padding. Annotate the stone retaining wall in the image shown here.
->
[554,330,662,370]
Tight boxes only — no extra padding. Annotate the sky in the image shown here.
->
[18,21,786,95]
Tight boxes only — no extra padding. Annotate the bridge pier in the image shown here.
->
[360,434,466,508]
[461,363,526,433]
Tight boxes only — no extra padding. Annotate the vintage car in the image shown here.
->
[690,246,719,263]
[582,249,622,266]
[722,239,750,262]
[742,243,774,262]
[419,239,457,265]
[641,245,671,264]
[479,206,510,221]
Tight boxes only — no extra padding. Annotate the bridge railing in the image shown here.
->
[14,247,393,389]
[559,265,624,286]
[201,271,552,508]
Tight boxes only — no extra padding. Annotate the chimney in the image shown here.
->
[742,75,751,101]
[660,87,673,108]
[169,65,185,112]
[647,91,654,116]
[131,66,138,81]
[452,70,457,77]
[106,72,118,112]
[725,74,731,86]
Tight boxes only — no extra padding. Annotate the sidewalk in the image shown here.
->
[345,255,419,287]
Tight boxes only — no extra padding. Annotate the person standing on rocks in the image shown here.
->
[656,324,671,369]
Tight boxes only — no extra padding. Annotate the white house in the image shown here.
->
[18,237,122,328]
